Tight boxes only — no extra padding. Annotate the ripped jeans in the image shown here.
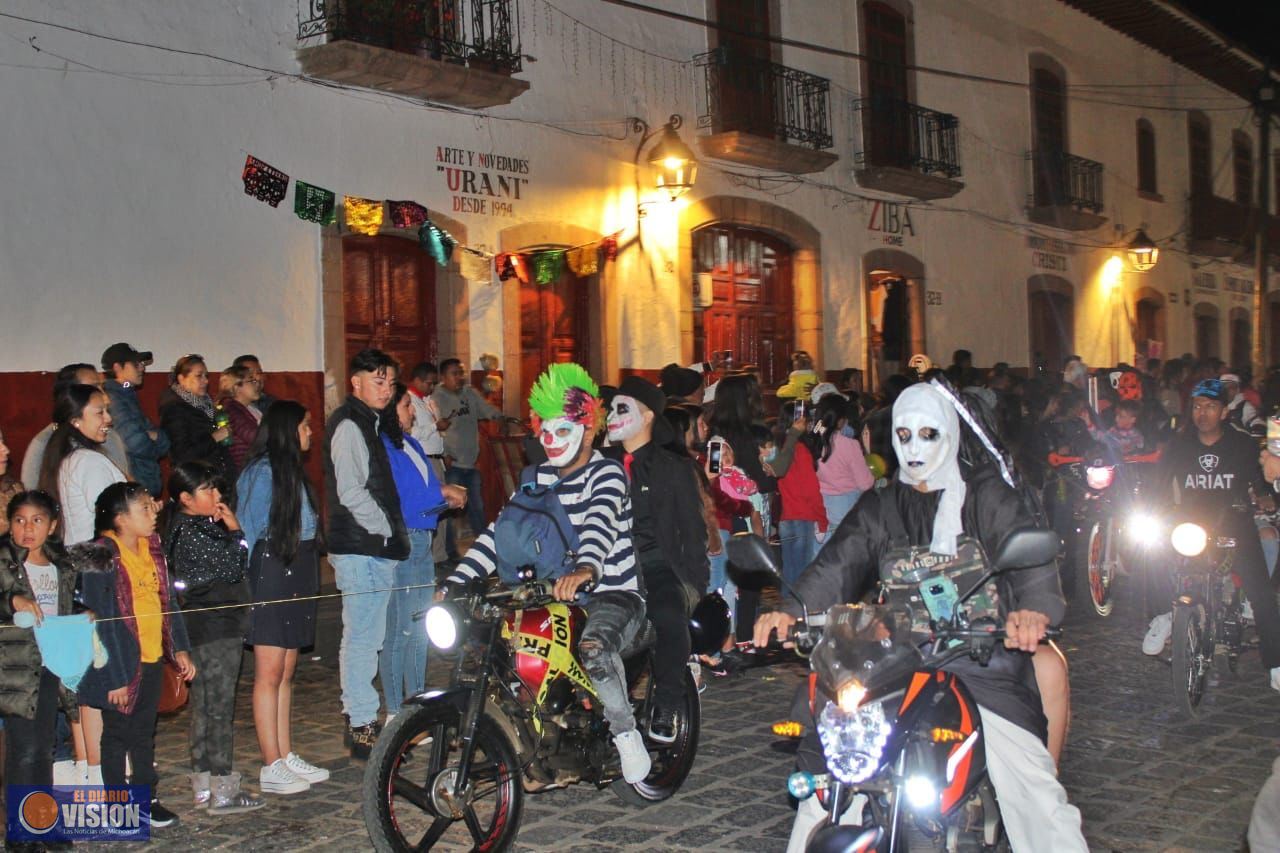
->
[580,591,646,736]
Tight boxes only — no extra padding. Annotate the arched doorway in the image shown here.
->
[865,249,925,389]
[692,224,794,389]
[1194,302,1220,360]
[1027,275,1074,374]
[1134,287,1167,365]
[341,234,437,371]
[1229,307,1250,369]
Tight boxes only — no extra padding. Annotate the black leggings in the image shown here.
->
[3,668,60,788]
[101,662,162,788]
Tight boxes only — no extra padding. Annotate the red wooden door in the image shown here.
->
[864,1,910,168]
[714,0,775,139]
[519,271,590,414]
[343,235,437,372]
[1032,67,1066,205]
[694,225,794,389]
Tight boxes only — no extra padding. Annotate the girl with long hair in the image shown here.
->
[803,393,874,530]
[39,384,127,545]
[163,461,263,814]
[235,401,328,794]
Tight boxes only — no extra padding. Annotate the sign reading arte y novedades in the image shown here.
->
[436,147,530,219]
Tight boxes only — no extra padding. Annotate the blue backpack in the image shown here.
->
[493,464,587,585]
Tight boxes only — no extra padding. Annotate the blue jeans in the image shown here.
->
[332,552,397,727]
[779,519,819,592]
[822,490,862,532]
[444,465,486,558]
[379,530,435,713]
[707,529,737,633]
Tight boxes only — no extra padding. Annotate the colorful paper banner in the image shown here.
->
[294,181,337,225]
[344,196,383,236]
[242,155,289,207]
[390,200,429,229]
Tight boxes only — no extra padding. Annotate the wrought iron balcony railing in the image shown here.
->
[696,47,833,150]
[1029,149,1104,213]
[298,0,521,74]
[853,96,961,179]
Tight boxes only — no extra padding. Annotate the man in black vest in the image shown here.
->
[606,376,709,742]
[324,349,411,759]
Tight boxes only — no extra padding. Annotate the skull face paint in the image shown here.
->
[541,416,586,467]
[606,395,646,443]
[893,412,952,484]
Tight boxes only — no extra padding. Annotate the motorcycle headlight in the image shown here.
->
[1128,512,1162,547]
[424,603,461,649]
[837,680,867,712]
[818,699,893,785]
[1171,523,1208,557]
[1085,465,1115,490]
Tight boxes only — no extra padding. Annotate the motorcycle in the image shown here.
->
[729,527,1061,853]
[362,578,718,851]
[1046,449,1162,618]
[1165,513,1256,719]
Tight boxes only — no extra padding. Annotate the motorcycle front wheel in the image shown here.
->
[363,703,524,852]
[1076,519,1117,618]
[1171,603,1209,719]
[613,664,701,805]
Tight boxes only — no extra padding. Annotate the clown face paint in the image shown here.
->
[893,411,953,484]
[541,416,586,467]
[606,395,646,443]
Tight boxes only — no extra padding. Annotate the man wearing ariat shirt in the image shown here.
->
[1142,378,1280,691]
[605,377,709,743]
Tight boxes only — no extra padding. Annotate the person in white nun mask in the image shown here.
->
[754,382,1086,853]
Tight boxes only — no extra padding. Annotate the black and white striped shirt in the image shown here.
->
[447,452,640,595]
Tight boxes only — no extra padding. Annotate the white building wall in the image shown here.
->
[0,0,1264,376]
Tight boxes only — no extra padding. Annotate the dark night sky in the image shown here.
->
[1180,1,1280,66]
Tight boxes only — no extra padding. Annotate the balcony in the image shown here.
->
[1026,149,1107,231]
[296,0,529,109]
[695,47,839,175]
[1187,191,1280,259]
[852,96,963,200]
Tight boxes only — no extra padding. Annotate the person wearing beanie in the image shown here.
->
[605,376,710,744]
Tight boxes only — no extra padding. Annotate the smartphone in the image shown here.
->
[708,439,724,475]
[793,400,806,421]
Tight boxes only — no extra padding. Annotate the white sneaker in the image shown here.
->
[85,764,103,787]
[284,752,330,784]
[1143,612,1174,655]
[1271,667,1280,692]
[613,730,651,784]
[75,760,89,785]
[259,759,311,794]
[52,760,77,786]
[1242,598,1255,622]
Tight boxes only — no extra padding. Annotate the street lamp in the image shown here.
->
[631,115,697,201]
[1126,229,1160,272]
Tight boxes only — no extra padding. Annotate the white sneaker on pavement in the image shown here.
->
[52,760,77,786]
[613,730,651,784]
[285,752,330,784]
[1143,612,1173,656]
[1271,667,1280,692]
[259,759,311,794]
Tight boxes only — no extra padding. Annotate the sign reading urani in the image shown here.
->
[436,147,531,218]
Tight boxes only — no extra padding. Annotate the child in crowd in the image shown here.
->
[1105,400,1145,456]
[79,481,195,829]
[764,403,828,591]
[165,462,264,814]
[0,490,83,792]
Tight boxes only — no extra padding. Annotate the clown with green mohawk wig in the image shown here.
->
[528,362,605,468]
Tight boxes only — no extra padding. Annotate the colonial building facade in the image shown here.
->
[1,0,1275,454]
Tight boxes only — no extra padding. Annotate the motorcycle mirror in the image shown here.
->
[992,527,1060,573]
[726,532,783,582]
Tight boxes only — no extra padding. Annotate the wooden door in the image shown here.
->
[519,271,590,414]
[1231,314,1251,369]
[694,225,794,389]
[714,0,774,139]
[1028,290,1073,375]
[1270,301,1280,366]
[864,1,910,168]
[343,236,437,372]
[1189,115,1212,197]
[1032,68,1066,205]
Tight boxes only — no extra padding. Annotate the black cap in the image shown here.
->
[616,376,673,443]
[659,363,703,399]
[101,343,153,371]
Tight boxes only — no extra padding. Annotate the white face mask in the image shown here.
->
[893,411,952,484]
[606,395,646,443]
[541,416,586,468]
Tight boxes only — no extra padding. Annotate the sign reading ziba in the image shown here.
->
[436,147,530,219]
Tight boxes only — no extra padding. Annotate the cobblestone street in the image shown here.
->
[140,590,1280,852]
